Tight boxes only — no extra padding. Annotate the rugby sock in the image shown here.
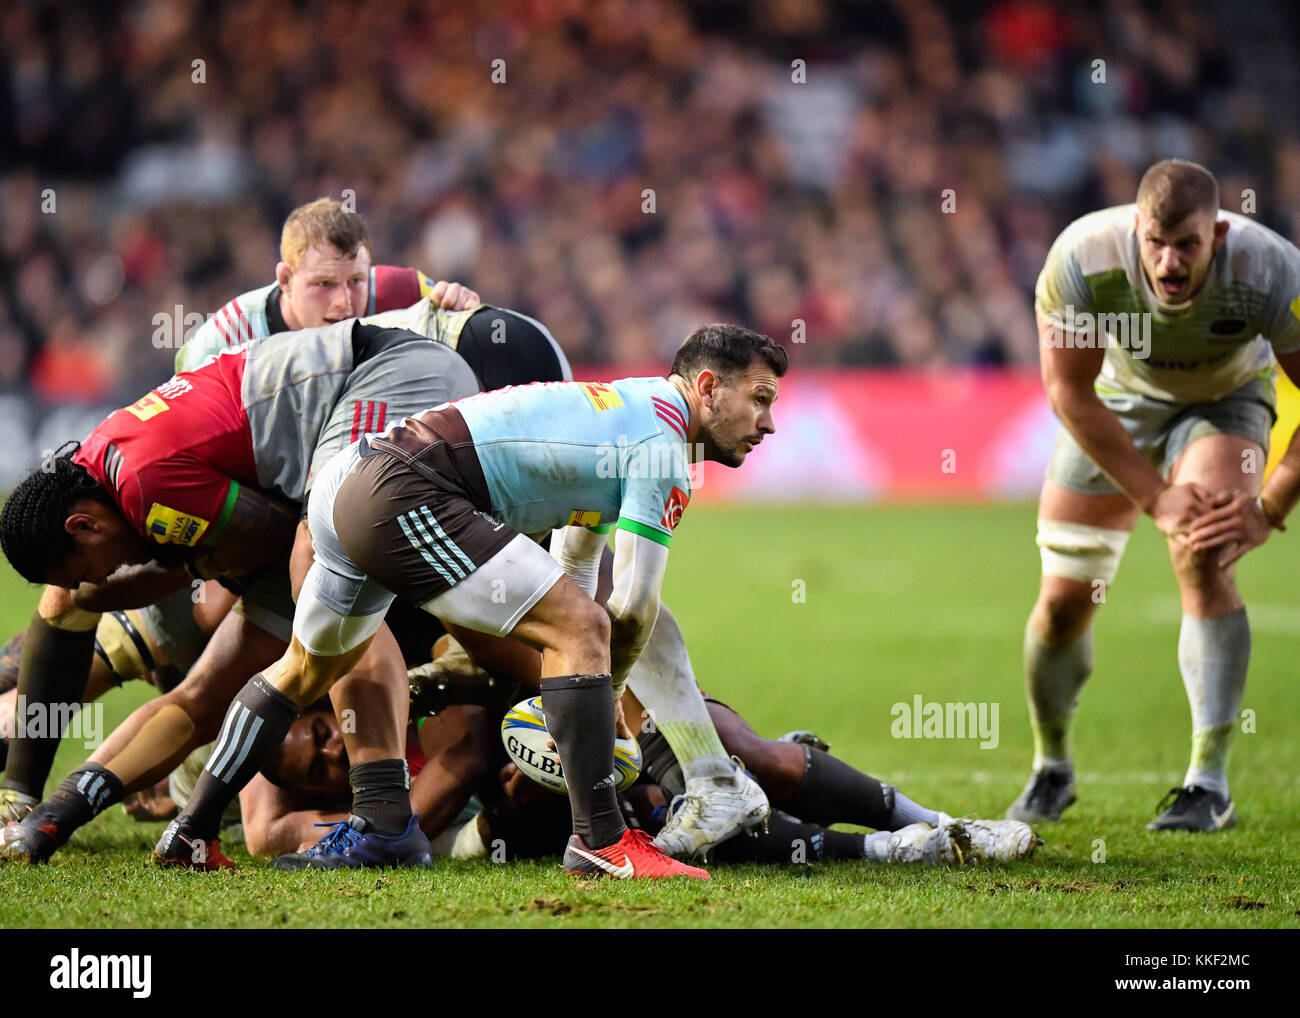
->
[2,616,96,800]
[184,675,300,838]
[626,607,733,781]
[1024,622,1093,772]
[1178,610,1249,799]
[712,811,866,863]
[886,788,942,829]
[349,759,412,835]
[539,672,625,850]
[637,728,685,799]
[27,764,124,846]
[786,744,892,829]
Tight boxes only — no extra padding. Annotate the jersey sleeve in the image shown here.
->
[1035,229,1095,329]
[371,265,426,314]
[116,454,241,550]
[1259,241,1300,355]
[614,435,691,548]
[176,299,250,373]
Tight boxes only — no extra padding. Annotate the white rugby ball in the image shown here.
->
[501,696,642,794]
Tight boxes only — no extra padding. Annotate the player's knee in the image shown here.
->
[553,596,610,662]
[1034,588,1095,643]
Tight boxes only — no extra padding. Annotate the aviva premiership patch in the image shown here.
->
[579,382,623,412]
[145,503,209,547]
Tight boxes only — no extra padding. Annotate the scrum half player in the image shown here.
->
[156,324,786,879]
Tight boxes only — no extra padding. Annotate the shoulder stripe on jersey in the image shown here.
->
[103,444,124,490]
[232,300,250,337]
[617,518,672,547]
[214,306,234,344]
[651,398,687,439]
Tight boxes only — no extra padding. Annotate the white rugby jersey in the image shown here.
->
[1035,205,1300,402]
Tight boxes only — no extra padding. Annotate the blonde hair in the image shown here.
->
[1136,160,1219,229]
[280,198,372,270]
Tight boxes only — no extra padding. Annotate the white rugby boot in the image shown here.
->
[652,757,770,861]
[944,816,1042,862]
[871,821,966,865]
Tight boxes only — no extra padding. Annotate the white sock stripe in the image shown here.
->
[208,701,243,775]
[222,714,265,782]
[397,513,458,585]
[209,706,250,780]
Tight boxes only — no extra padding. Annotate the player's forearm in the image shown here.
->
[250,808,349,857]
[73,563,192,613]
[1048,384,1167,512]
[607,604,659,693]
[1259,430,1300,527]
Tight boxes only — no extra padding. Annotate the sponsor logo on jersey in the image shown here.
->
[124,392,170,423]
[580,382,623,411]
[566,509,604,527]
[661,486,689,530]
[144,504,210,547]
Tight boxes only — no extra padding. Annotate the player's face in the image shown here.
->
[1135,208,1226,304]
[276,711,351,802]
[50,502,153,589]
[281,243,371,329]
[699,361,779,467]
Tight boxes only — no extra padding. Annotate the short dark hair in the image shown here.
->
[1136,160,1219,228]
[669,324,788,384]
[0,443,110,584]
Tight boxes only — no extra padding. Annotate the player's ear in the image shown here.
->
[275,261,293,291]
[63,510,98,537]
[696,369,719,408]
[1212,218,1229,251]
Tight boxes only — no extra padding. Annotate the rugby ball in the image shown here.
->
[501,696,641,794]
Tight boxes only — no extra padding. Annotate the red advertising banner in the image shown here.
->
[572,367,1059,502]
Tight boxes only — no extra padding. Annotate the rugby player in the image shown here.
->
[1006,159,1300,831]
[0,320,480,864]
[156,324,787,879]
[0,196,481,826]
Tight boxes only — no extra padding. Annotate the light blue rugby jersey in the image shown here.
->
[452,377,693,546]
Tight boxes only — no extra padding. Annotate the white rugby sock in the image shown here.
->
[1024,620,1093,772]
[1178,610,1249,799]
[626,606,733,783]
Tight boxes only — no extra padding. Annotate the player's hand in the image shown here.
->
[1148,482,1225,541]
[1184,493,1273,567]
[428,280,481,311]
[614,700,633,741]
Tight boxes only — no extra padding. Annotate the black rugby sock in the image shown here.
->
[32,764,124,845]
[349,759,413,835]
[787,745,892,829]
[184,675,300,838]
[712,810,866,863]
[540,673,625,850]
[2,617,95,799]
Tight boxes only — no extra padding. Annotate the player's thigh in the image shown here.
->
[1168,432,1264,496]
[1035,479,1138,610]
[169,610,286,733]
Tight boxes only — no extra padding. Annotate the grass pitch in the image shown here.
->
[0,502,1297,929]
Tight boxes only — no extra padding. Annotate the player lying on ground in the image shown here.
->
[0,196,480,827]
[155,324,787,879]
[0,322,480,865]
[1008,158,1300,832]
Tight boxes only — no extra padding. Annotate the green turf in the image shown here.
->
[1,502,1297,928]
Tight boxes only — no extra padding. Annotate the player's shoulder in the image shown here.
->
[609,377,688,441]
[370,265,430,314]
[1050,205,1134,276]
[1218,211,1300,286]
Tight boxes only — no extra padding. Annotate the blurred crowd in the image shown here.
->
[2,0,1298,404]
